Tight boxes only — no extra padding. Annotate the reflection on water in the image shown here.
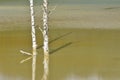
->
[1,29,120,80]
[65,74,81,80]
[0,73,28,80]
[65,73,100,80]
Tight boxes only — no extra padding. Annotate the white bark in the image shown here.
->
[29,0,37,80]
[41,0,49,80]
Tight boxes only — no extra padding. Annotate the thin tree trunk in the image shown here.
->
[29,0,37,80]
[42,0,49,80]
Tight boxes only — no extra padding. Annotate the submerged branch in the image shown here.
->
[20,56,32,63]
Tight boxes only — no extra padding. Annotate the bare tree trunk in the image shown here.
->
[41,0,49,80]
[29,0,37,80]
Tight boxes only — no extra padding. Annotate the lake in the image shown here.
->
[0,4,120,80]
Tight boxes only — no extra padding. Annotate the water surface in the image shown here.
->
[1,29,120,80]
[0,4,120,80]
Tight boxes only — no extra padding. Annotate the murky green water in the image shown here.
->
[1,4,120,80]
[0,29,120,80]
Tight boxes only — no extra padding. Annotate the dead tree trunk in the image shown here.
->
[29,0,37,80]
[20,0,37,80]
[41,0,49,80]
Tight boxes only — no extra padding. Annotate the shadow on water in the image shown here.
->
[36,32,72,49]
[49,32,72,44]
[50,42,72,54]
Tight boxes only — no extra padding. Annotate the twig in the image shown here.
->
[20,50,32,56]
[49,5,57,15]
[39,27,44,34]
[20,56,32,63]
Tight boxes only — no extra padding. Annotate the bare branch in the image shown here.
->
[20,50,32,56]
[51,5,57,12]
[49,5,57,15]
[39,27,44,34]
[20,56,32,63]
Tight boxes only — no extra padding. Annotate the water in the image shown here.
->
[0,0,120,5]
[0,4,120,80]
[0,29,120,80]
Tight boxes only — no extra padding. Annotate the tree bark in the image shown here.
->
[29,0,37,80]
[42,0,49,80]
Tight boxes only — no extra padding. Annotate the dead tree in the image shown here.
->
[20,0,37,80]
[39,0,49,80]
[29,0,37,80]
